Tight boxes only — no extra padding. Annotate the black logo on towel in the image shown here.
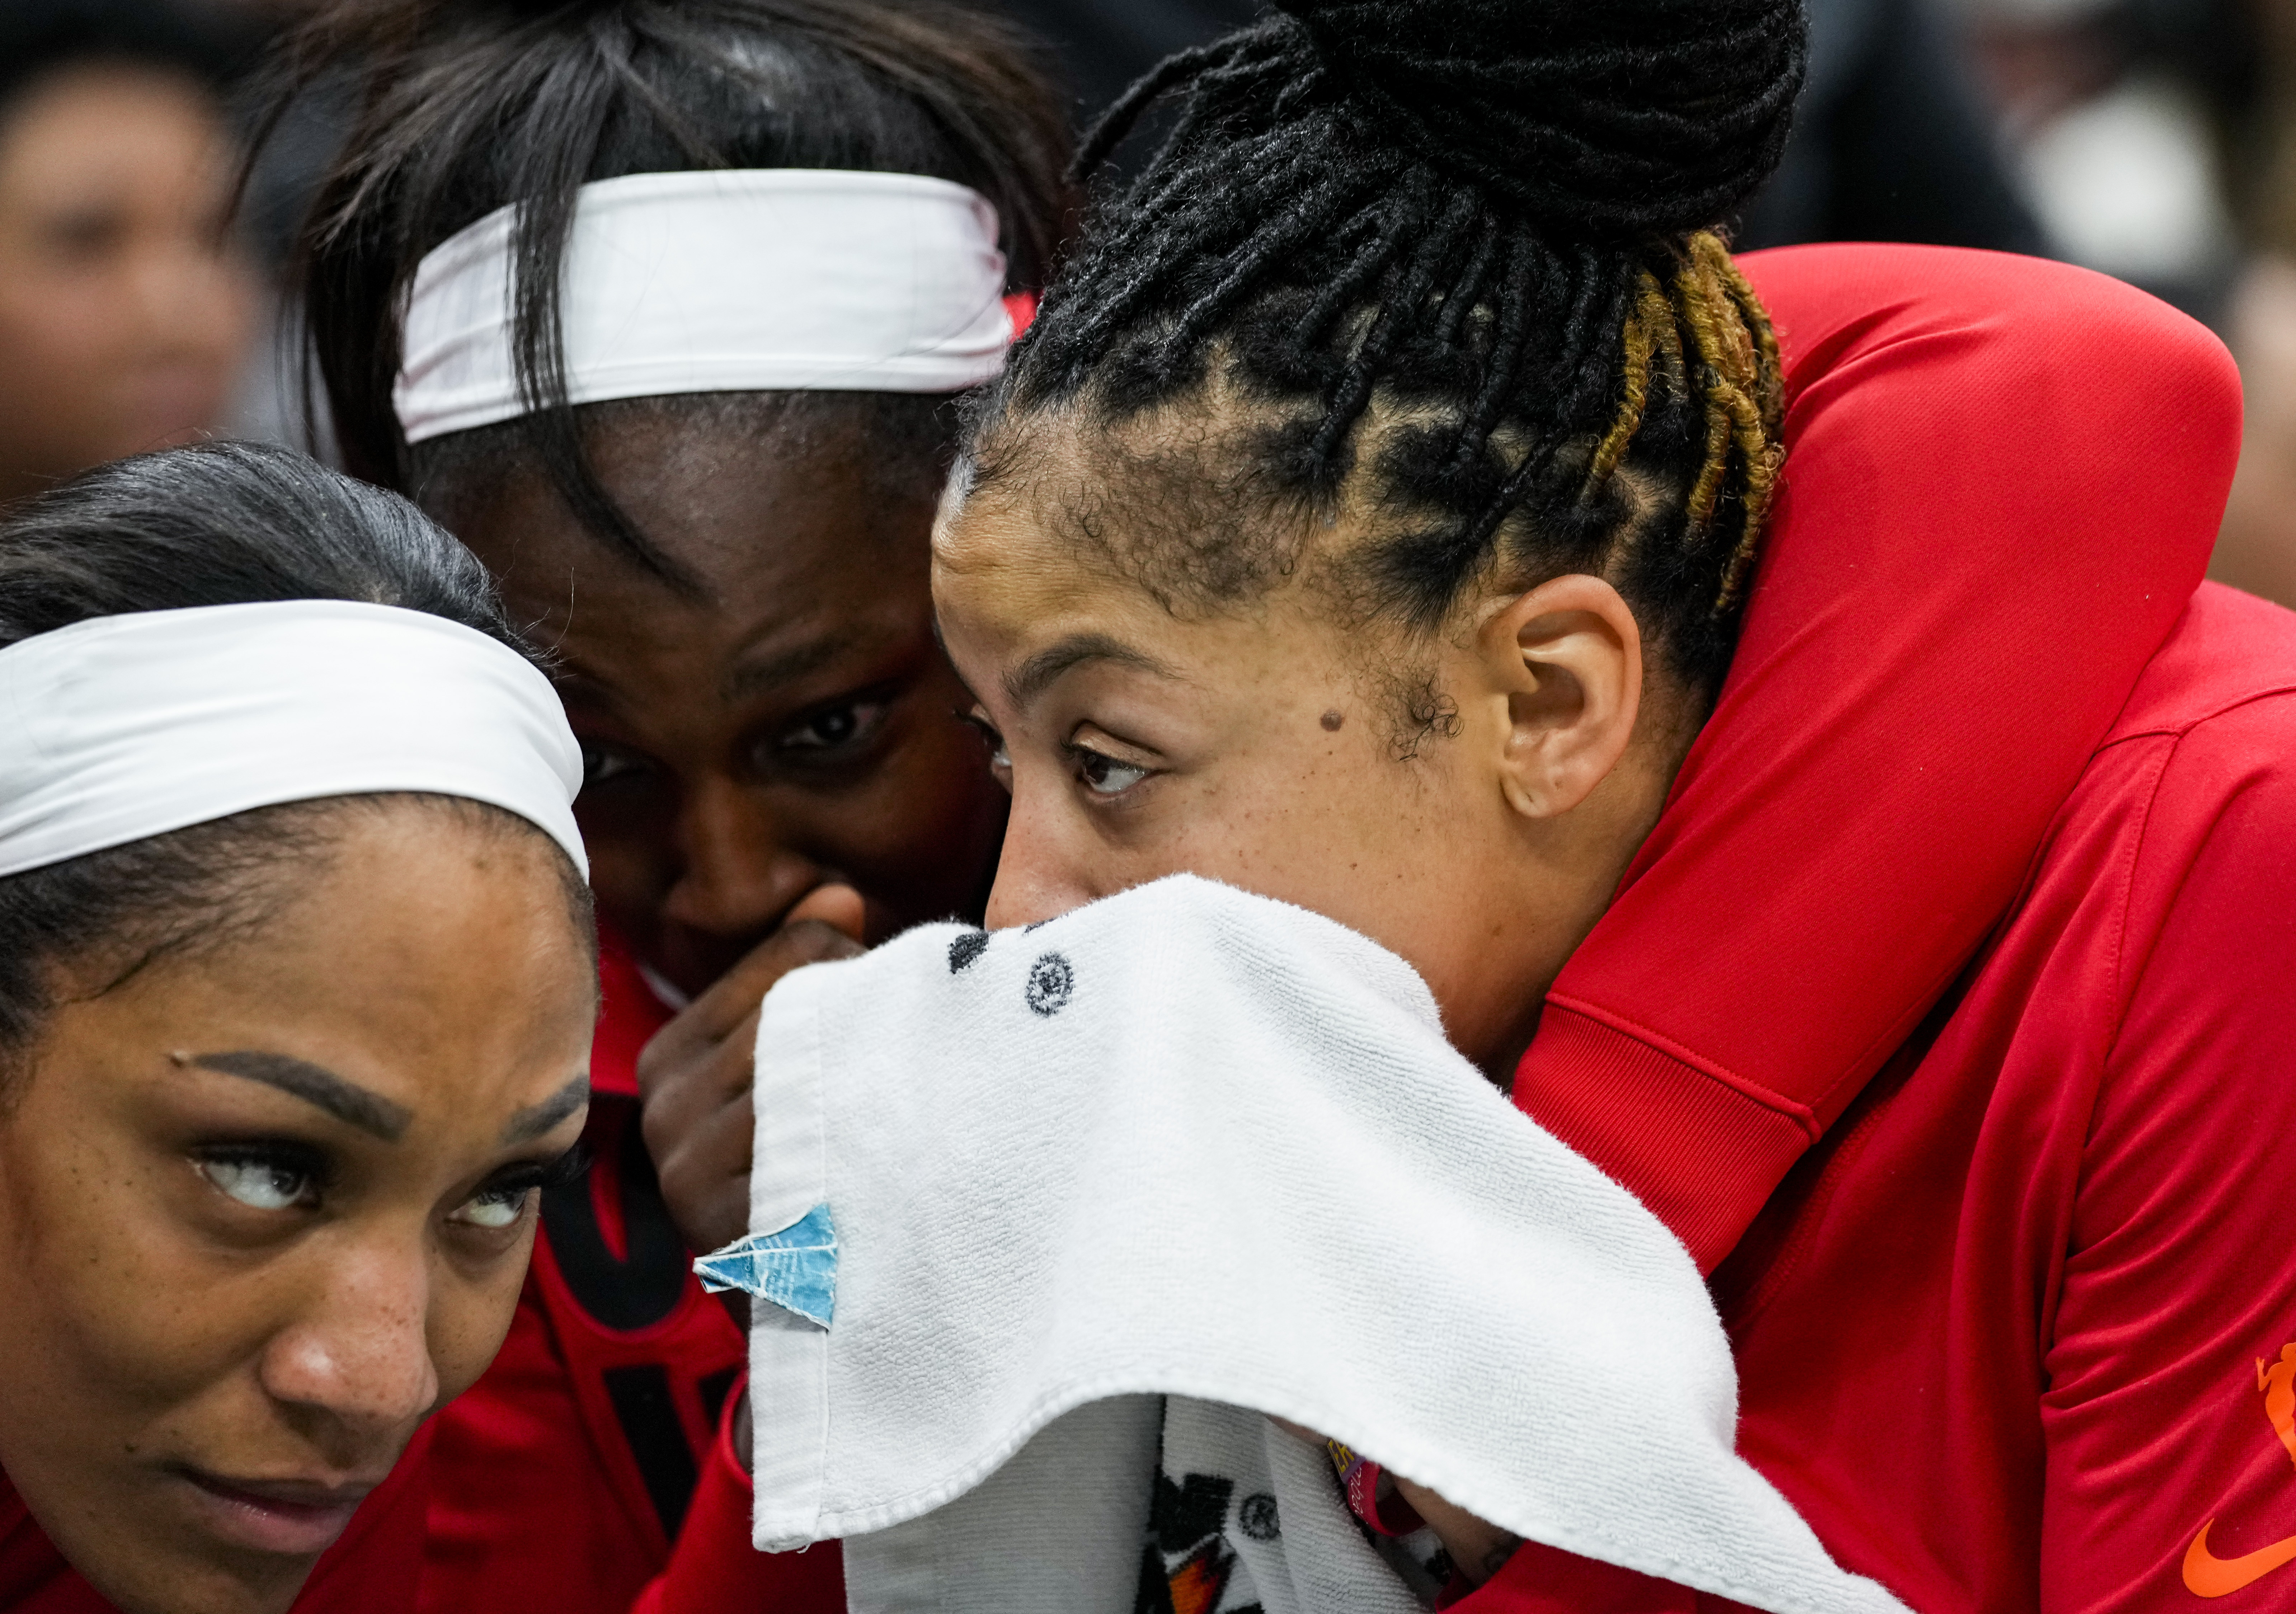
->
[948,930,991,973]
[1025,952,1073,1016]
[1237,1491,1280,1542]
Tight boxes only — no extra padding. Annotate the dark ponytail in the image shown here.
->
[970,0,1806,692]
[0,441,583,1072]
[266,0,1076,585]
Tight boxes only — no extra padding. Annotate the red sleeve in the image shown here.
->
[1512,244,2241,1271]
[2031,687,2296,1612]
[632,1385,844,1614]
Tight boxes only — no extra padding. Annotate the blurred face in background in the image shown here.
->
[0,62,257,505]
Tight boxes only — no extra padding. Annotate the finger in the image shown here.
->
[787,882,866,942]
[640,921,862,1078]
[640,1007,761,1141]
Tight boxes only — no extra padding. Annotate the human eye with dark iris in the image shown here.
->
[959,710,1011,780]
[194,1143,327,1213]
[1068,743,1153,799]
[578,740,653,789]
[449,1143,588,1233]
[777,699,889,753]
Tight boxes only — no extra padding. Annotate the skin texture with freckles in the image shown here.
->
[435,409,1007,1003]
[0,806,596,1614]
[933,475,1692,1083]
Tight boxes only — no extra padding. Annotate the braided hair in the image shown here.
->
[265,0,1073,585]
[965,0,1805,692]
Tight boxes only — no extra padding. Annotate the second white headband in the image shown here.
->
[395,168,1019,443]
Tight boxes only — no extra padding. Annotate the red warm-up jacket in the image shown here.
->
[1454,248,2251,1612]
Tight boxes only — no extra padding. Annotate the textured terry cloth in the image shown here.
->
[743,875,1907,1614]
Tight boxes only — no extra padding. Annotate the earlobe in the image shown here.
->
[1479,575,1642,821]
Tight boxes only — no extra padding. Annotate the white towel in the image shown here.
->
[738,875,1907,1614]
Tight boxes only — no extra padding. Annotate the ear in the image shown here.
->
[1474,574,1642,820]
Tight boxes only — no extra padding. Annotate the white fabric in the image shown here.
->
[745,874,1909,1614]
[394,169,1015,442]
[0,601,585,877]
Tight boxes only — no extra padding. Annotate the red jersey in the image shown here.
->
[0,1425,432,1614]
[1516,244,2238,1272]
[1471,583,2296,1612]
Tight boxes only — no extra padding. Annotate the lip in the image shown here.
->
[168,1467,377,1558]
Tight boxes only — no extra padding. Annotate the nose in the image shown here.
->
[257,1241,439,1440]
[982,779,1102,929]
[659,774,824,938]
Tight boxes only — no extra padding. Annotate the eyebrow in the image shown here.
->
[502,1074,591,1145]
[723,631,888,705]
[1005,633,1181,706]
[186,1051,412,1142]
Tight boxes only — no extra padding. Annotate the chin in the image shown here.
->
[78,1548,315,1614]
[53,1468,343,1614]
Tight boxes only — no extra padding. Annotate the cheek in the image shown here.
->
[0,269,120,394]
[427,1225,541,1403]
[0,1123,265,1467]
[1156,741,1490,965]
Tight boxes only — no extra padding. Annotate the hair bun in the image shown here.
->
[1269,0,1807,239]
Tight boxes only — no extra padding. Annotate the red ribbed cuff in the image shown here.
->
[1511,1001,1818,1272]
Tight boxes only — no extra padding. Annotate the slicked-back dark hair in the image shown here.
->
[967,0,1806,696]
[268,0,1075,586]
[0,441,589,1073]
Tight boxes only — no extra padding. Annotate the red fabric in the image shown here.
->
[0,1424,433,1614]
[634,1383,844,1614]
[1703,585,2296,1613]
[1472,583,2296,1613]
[1460,488,2296,1608]
[420,932,843,1613]
[1512,244,2239,1273]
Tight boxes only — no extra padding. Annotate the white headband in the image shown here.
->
[395,169,1018,443]
[0,601,586,880]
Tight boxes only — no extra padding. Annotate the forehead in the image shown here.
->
[179,812,591,1091]
[0,64,223,189]
[459,406,940,638]
[934,481,1363,720]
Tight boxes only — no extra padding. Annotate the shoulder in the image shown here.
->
[1739,243,2235,406]
[2107,583,2296,750]
[2066,588,2296,1079]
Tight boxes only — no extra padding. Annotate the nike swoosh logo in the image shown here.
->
[2185,1519,2296,1596]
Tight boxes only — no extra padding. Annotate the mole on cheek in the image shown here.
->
[1320,710,1344,732]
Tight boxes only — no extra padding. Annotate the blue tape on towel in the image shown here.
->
[693,1203,837,1329]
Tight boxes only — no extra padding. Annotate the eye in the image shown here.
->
[449,1144,587,1234]
[197,1149,321,1213]
[776,700,889,755]
[578,741,651,789]
[448,1184,533,1231]
[42,208,122,264]
[960,711,1011,779]
[1073,747,1152,797]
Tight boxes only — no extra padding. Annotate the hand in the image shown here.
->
[1389,1475,1521,1587]
[637,885,865,1277]
[1266,1418,1520,1587]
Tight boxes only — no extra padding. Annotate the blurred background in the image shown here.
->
[4,0,2292,602]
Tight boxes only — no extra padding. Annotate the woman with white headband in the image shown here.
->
[264,0,1069,1608]
[0,441,598,1614]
